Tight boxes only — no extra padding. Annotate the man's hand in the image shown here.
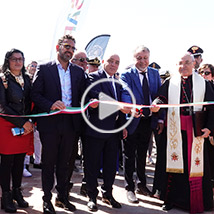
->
[157,122,164,135]
[89,99,99,108]
[150,104,160,113]
[120,106,132,114]
[201,128,211,138]
[51,100,66,110]
[131,108,141,118]
[123,128,128,139]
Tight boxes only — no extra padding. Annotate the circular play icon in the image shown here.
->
[81,78,136,133]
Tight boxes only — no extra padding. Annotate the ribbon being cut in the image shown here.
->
[0,99,214,118]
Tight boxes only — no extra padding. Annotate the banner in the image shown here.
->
[50,0,91,60]
[85,34,111,60]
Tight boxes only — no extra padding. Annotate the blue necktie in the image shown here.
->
[142,72,150,117]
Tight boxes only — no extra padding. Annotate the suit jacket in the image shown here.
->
[120,66,161,135]
[0,71,32,127]
[31,61,86,133]
[85,69,125,139]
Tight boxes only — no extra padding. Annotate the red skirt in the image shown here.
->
[0,117,33,155]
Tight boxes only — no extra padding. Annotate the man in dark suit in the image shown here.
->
[31,35,86,214]
[84,54,128,212]
[120,45,162,203]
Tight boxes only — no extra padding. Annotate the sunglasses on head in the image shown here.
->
[74,57,89,62]
[200,71,211,76]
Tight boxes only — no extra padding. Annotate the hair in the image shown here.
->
[133,45,150,56]
[27,60,38,67]
[57,34,76,45]
[29,60,38,65]
[72,51,87,59]
[183,52,195,62]
[1,48,26,73]
[199,64,214,77]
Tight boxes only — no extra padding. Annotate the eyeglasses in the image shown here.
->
[199,71,211,76]
[31,64,37,68]
[61,43,76,52]
[73,57,89,63]
[9,57,24,62]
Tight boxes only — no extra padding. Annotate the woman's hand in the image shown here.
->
[23,121,33,135]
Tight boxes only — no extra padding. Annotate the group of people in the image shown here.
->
[0,34,214,214]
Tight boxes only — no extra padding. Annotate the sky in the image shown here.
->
[0,0,214,75]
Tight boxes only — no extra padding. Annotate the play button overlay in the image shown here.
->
[81,78,136,133]
[98,92,120,120]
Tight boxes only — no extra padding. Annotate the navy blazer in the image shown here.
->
[31,61,86,133]
[85,69,125,139]
[120,66,161,135]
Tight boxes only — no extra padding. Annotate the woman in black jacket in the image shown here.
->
[0,49,33,213]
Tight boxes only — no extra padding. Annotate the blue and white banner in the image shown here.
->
[85,34,111,60]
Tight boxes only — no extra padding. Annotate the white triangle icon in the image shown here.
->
[98,92,120,120]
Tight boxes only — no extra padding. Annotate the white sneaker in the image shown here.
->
[127,191,139,203]
[23,168,32,177]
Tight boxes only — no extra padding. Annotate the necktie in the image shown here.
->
[142,72,150,117]
[109,77,117,100]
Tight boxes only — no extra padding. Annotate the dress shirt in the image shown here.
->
[104,70,117,100]
[56,60,72,107]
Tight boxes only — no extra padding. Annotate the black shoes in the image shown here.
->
[136,186,152,196]
[44,197,76,213]
[55,196,76,212]
[162,203,173,211]
[1,191,17,213]
[80,183,87,197]
[43,201,56,214]
[87,198,98,212]
[102,195,122,208]
[12,187,29,208]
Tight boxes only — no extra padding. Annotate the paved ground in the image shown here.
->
[1,156,214,213]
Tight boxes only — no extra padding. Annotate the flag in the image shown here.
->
[85,34,111,60]
[50,0,91,60]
